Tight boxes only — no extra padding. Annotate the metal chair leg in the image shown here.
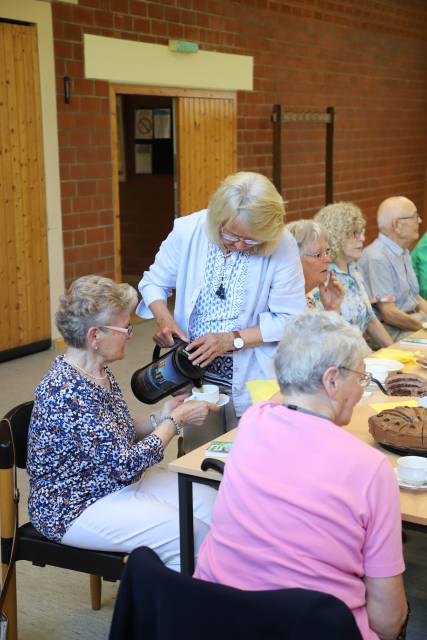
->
[90,574,102,610]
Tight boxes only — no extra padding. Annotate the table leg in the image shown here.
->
[178,473,194,575]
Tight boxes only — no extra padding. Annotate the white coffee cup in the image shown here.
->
[190,384,220,404]
[397,456,427,486]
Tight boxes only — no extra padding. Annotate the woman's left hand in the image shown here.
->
[318,272,344,312]
[186,332,234,367]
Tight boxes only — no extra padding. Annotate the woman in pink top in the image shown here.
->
[195,311,408,640]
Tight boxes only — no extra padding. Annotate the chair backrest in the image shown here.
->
[109,547,363,640]
[1,401,34,469]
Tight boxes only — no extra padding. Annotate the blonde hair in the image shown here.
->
[206,172,285,256]
[56,275,138,348]
[286,219,329,256]
[314,202,365,261]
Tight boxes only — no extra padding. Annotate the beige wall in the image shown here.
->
[1,0,64,340]
[84,34,253,91]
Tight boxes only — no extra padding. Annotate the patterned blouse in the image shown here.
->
[188,243,249,386]
[27,356,164,542]
[314,262,373,332]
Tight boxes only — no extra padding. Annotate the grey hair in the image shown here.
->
[377,196,414,231]
[286,219,329,256]
[274,311,366,394]
[56,275,138,348]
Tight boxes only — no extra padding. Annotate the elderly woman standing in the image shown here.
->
[138,172,305,445]
[27,276,218,570]
[195,312,408,640]
[314,202,393,348]
[286,219,344,311]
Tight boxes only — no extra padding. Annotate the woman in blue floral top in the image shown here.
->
[314,202,393,349]
[27,275,218,570]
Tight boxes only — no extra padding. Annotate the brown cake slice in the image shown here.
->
[384,372,427,397]
[369,406,427,451]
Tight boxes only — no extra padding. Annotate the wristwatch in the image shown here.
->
[233,330,245,350]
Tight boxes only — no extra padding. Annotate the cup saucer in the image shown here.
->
[394,468,427,490]
[184,394,230,407]
[216,393,230,407]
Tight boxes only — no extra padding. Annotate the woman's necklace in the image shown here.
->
[215,252,233,299]
[64,357,108,381]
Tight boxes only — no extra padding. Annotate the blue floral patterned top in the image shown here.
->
[314,262,373,332]
[27,356,164,542]
[188,243,249,386]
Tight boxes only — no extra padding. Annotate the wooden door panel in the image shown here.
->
[176,95,236,215]
[0,22,50,354]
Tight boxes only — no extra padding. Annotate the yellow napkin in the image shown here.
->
[246,379,280,404]
[370,349,420,364]
[371,400,418,412]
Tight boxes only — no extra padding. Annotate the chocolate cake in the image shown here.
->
[384,372,427,397]
[369,406,427,452]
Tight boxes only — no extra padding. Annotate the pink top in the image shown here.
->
[194,402,404,640]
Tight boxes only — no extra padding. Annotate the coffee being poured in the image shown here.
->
[131,340,204,404]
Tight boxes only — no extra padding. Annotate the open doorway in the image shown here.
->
[110,84,237,285]
[116,94,175,289]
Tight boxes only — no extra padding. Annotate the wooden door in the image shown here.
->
[176,95,236,215]
[0,22,50,359]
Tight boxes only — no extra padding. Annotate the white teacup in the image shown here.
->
[365,365,389,384]
[397,456,427,486]
[190,384,220,404]
[418,396,427,408]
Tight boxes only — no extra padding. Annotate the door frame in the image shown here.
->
[0,0,64,343]
[109,84,235,282]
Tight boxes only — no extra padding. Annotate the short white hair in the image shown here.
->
[377,196,415,231]
[274,311,366,394]
[286,219,329,256]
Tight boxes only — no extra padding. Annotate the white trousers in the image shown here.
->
[61,467,217,571]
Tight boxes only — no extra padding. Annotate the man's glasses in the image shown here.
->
[339,366,372,388]
[304,248,332,260]
[397,212,422,223]
[221,230,263,246]
[99,324,134,337]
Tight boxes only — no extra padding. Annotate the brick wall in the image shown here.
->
[51,0,427,284]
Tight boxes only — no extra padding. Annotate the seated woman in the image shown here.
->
[27,275,218,571]
[286,219,344,311]
[195,311,408,640]
[314,202,393,348]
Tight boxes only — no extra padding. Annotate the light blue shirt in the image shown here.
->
[327,262,373,333]
[137,209,306,415]
[359,233,419,315]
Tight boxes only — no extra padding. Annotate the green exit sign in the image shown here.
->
[168,40,199,54]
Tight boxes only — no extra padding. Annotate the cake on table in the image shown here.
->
[384,372,427,397]
[369,406,427,452]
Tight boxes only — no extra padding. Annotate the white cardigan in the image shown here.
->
[137,210,305,415]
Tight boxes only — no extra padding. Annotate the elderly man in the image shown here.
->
[359,196,427,340]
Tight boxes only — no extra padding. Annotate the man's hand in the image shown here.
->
[187,332,234,367]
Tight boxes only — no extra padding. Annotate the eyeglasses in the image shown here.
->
[303,249,332,260]
[221,230,263,246]
[339,366,372,388]
[351,230,365,239]
[397,212,422,223]
[99,324,134,337]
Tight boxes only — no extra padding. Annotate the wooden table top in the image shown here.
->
[168,329,427,526]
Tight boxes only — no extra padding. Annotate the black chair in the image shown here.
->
[109,546,363,640]
[0,401,127,640]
